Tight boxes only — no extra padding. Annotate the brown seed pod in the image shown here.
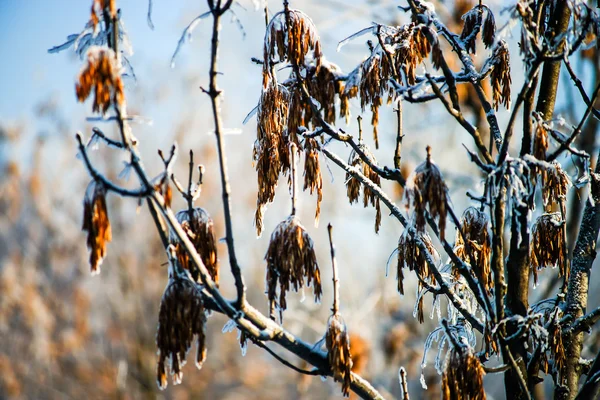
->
[397,229,438,323]
[265,215,322,321]
[253,82,291,236]
[349,333,370,375]
[541,162,570,211]
[170,208,219,285]
[263,9,322,86]
[76,47,124,114]
[82,180,112,275]
[482,8,496,49]
[530,212,566,286]
[345,146,382,233]
[303,138,323,226]
[460,8,482,54]
[453,207,493,294]
[326,313,353,397]
[548,321,566,371]
[442,344,486,400]
[490,41,512,110]
[404,146,448,240]
[156,266,207,390]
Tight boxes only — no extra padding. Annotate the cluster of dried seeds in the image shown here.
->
[461,5,496,53]
[490,41,512,110]
[397,229,438,323]
[404,146,448,240]
[345,146,382,233]
[326,313,353,397]
[442,344,486,400]
[90,0,116,28]
[265,216,322,322]
[170,208,219,285]
[82,180,112,275]
[453,207,493,294]
[262,10,321,86]
[530,212,567,286]
[155,268,207,390]
[76,47,124,114]
[303,138,323,226]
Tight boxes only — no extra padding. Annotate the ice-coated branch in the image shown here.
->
[319,144,484,332]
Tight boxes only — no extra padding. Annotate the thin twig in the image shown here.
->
[328,224,339,315]
[206,0,246,307]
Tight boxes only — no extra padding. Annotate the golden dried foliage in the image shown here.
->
[303,138,323,226]
[542,162,570,211]
[253,83,291,236]
[262,10,321,86]
[326,313,353,397]
[548,322,566,371]
[265,216,322,321]
[345,146,382,233]
[530,212,566,286]
[453,207,493,294]
[156,274,207,390]
[82,180,112,275]
[442,345,486,400]
[404,146,448,240]
[170,208,219,285]
[90,0,116,28]
[490,41,511,110]
[397,230,438,323]
[76,47,124,114]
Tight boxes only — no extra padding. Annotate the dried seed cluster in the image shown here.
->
[170,208,219,285]
[442,345,486,400]
[253,83,291,236]
[397,230,438,323]
[303,138,323,226]
[461,5,496,53]
[76,47,124,114]
[344,23,433,147]
[453,207,493,294]
[265,216,322,322]
[490,41,511,110]
[90,0,116,28]
[156,275,207,390]
[82,180,112,275]
[345,146,382,233]
[542,162,570,212]
[326,313,353,397]
[530,212,566,286]
[262,10,321,86]
[404,146,448,240]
